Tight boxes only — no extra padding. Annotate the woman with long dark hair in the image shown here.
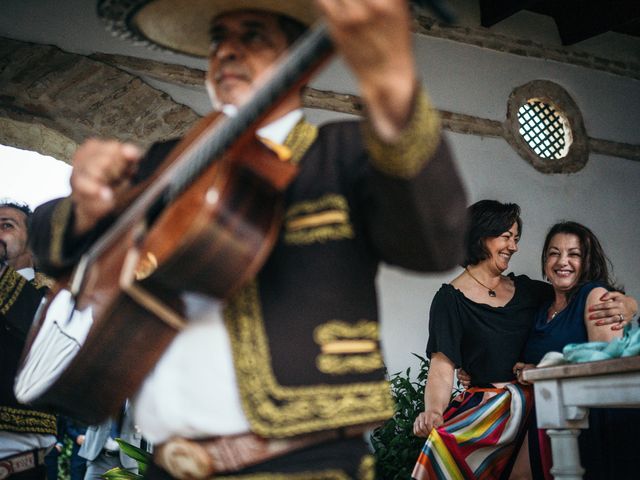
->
[516,221,639,479]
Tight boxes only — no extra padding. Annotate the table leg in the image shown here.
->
[547,429,585,480]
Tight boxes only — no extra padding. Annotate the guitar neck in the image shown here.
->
[79,23,334,269]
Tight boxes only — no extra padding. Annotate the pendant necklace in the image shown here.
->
[465,268,498,297]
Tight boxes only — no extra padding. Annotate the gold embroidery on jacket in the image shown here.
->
[0,406,57,435]
[363,88,442,178]
[284,119,318,166]
[358,455,376,480]
[284,195,354,245]
[0,267,27,315]
[33,272,54,289]
[223,282,394,438]
[314,321,384,375]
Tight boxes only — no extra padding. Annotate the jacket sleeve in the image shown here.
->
[30,140,178,278]
[359,87,468,272]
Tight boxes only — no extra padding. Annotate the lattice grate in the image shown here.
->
[517,101,568,159]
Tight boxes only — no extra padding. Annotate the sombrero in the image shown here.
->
[97,0,319,58]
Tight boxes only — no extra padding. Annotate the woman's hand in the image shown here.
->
[588,291,638,331]
[413,410,444,438]
[513,362,536,385]
[457,368,471,389]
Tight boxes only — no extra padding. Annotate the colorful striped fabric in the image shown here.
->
[412,383,533,480]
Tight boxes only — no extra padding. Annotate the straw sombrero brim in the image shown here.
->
[98,0,319,58]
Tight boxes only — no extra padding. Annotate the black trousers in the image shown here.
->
[146,438,374,479]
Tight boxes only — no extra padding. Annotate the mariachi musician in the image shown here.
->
[1,201,56,480]
[30,0,468,477]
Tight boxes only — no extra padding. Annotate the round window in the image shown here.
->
[506,81,587,173]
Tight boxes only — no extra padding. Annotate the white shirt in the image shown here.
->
[0,267,56,458]
[134,109,303,443]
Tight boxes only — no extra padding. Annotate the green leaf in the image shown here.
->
[115,439,151,466]
[100,467,143,480]
[372,353,430,479]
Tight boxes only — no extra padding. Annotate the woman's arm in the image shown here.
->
[413,352,455,438]
[588,291,638,330]
[585,287,625,342]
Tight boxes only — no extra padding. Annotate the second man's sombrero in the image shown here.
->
[98,0,320,58]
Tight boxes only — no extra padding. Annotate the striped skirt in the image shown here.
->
[412,383,533,480]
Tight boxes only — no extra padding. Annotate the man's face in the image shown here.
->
[206,11,290,109]
[0,206,31,270]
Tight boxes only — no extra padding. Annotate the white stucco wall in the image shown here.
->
[373,36,640,376]
[307,35,640,377]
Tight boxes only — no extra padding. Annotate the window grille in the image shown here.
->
[517,101,569,159]
[506,80,587,173]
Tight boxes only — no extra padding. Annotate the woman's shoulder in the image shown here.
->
[433,282,458,298]
[509,273,553,301]
[576,281,610,300]
[430,283,463,306]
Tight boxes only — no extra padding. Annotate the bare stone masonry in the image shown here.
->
[0,37,200,161]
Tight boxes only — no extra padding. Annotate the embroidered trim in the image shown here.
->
[49,197,74,268]
[285,195,348,219]
[287,211,349,232]
[284,195,354,245]
[362,87,442,179]
[33,272,54,290]
[314,320,379,345]
[0,267,27,315]
[314,321,383,374]
[284,119,318,166]
[218,471,350,480]
[223,282,394,437]
[358,455,376,480]
[320,340,377,354]
[316,353,384,375]
[0,406,57,435]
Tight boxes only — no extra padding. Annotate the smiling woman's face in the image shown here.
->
[544,233,583,292]
[481,222,520,273]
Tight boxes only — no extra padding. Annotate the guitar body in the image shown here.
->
[17,119,298,424]
[139,115,298,298]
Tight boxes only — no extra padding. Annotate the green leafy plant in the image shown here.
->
[371,353,431,480]
[371,354,462,480]
[100,439,151,480]
[57,437,72,480]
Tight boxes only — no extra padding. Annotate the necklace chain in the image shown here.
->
[465,268,498,297]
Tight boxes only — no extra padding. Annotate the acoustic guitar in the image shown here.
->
[15,24,333,424]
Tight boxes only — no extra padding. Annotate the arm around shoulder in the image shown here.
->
[585,287,624,342]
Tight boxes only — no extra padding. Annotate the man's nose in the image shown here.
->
[215,37,243,61]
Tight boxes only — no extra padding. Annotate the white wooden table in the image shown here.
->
[523,355,640,479]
